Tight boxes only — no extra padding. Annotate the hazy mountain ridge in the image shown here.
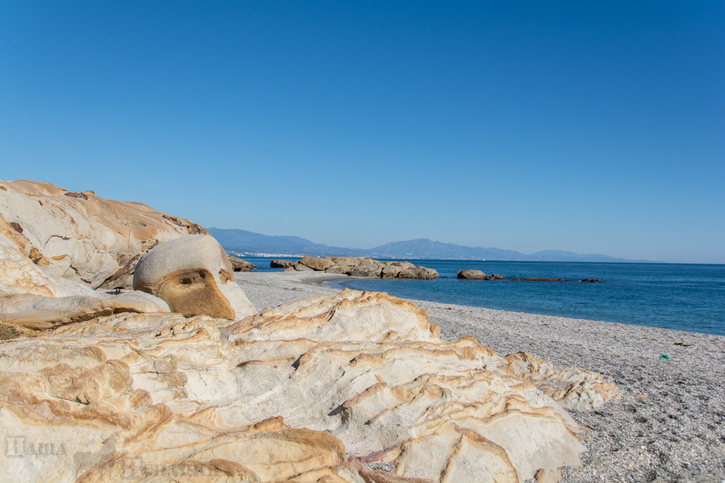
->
[208,228,632,262]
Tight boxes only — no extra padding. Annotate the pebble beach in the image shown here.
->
[235,270,725,483]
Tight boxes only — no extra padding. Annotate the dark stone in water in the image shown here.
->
[271,259,295,268]
[458,271,600,282]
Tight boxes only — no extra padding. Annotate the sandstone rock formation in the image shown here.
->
[227,255,258,272]
[0,179,207,289]
[0,229,170,339]
[0,289,619,482]
[133,235,256,320]
[0,180,620,482]
[284,256,440,280]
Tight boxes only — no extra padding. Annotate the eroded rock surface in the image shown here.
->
[283,256,440,280]
[0,181,620,482]
[0,179,207,289]
[0,230,170,338]
[0,289,618,482]
[133,235,256,320]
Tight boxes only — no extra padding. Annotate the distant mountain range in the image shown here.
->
[207,227,633,262]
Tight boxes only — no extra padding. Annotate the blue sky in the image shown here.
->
[1,1,723,263]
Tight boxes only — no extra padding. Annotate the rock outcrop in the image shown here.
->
[0,179,207,289]
[0,289,619,482]
[457,269,486,280]
[0,180,620,482]
[457,270,506,280]
[133,235,257,320]
[457,270,597,282]
[284,256,440,280]
[270,259,295,268]
[227,255,258,272]
[0,229,170,338]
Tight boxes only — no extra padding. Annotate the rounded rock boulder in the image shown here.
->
[133,235,256,320]
[457,269,487,280]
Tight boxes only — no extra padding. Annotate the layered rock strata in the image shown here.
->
[0,179,207,289]
[0,289,619,482]
[0,180,621,482]
[0,229,170,339]
[280,256,440,279]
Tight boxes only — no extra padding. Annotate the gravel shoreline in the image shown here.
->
[235,271,725,482]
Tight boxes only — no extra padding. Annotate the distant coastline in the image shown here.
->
[241,257,725,337]
[210,227,650,263]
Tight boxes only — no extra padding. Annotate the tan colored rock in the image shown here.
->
[298,256,336,271]
[0,231,97,298]
[350,263,383,278]
[270,259,295,268]
[0,292,168,332]
[457,269,487,280]
[283,256,439,280]
[412,266,439,280]
[0,289,618,482]
[227,255,258,272]
[0,231,169,338]
[0,179,207,289]
[133,235,256,320]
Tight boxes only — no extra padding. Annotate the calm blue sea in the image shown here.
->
[242,258,725,336]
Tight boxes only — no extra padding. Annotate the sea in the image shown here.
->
[242,258,725,337]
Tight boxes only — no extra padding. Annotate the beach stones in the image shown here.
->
[133,235,256,320]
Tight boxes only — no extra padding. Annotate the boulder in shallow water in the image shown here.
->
[133,235,256,320]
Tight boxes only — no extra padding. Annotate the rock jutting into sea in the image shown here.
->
[227,254,258,272]
[275,256,440,279]
[457,269,600,283]
[0,179,621,482]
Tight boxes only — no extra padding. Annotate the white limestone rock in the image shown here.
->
[0,179,207,289]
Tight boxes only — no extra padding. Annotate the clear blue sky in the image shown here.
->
[1,1,723,263]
